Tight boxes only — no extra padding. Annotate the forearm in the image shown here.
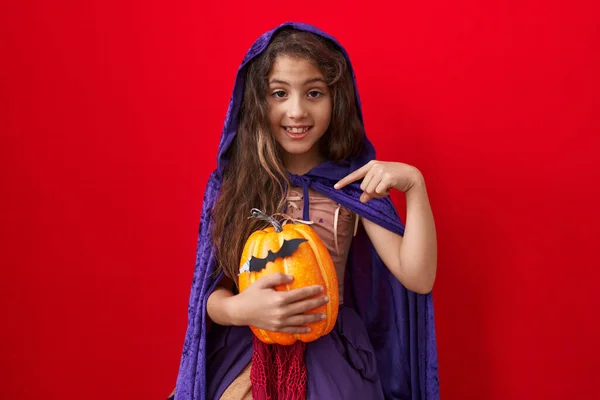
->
[399,177,437,293]
[206,286,241,326]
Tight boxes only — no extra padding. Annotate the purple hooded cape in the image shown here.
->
[174,22,439,400]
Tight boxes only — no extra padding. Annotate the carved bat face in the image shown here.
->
[239,238,308,274]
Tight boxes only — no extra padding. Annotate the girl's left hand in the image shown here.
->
[334,160,423,203]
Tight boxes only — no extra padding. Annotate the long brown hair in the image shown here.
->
[211,28,365,282]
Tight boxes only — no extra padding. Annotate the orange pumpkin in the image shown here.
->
[238,209,339,345]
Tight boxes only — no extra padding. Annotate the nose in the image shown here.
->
[286,95,308,119]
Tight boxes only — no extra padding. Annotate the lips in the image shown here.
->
[283,126,312,140]
[285,126,310,134]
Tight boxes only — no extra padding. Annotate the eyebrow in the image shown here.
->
[269,77,326,86]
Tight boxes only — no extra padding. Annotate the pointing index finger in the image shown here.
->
[334,163,370,189]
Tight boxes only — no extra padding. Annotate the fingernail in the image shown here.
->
[285,274,293,280]
[320,313,327,320]
[334,183,339,189]
[318,286,324,292]
[305,327,311,333]
[323,296,329,303]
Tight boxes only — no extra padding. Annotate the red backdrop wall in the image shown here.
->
[2,1,599,399]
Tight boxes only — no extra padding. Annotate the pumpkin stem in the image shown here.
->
[249,208,283,232]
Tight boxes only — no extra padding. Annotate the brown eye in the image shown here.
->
[272,90,287,98]
[307,90,324,98]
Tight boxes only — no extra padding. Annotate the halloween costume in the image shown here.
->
[172,22,439,400]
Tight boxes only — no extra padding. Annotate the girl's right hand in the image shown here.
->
[229,273,329,334]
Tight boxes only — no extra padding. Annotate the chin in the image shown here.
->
[280,143,317,155]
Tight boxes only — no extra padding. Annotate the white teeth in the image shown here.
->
[285,127,309,134]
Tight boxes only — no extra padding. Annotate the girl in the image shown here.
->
[171,22,439,400]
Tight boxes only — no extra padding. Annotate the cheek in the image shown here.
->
[318,102,332,127]
[267,103,280,126]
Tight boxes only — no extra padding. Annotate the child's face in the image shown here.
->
[267,55,332,164]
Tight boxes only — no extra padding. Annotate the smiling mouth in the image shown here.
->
[283,126,312,140]
[284,126,312,134]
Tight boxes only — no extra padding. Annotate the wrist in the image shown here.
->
[407,168,427,195]
[224,295,244,326]
[395,166,425,193]
[410,173,425,191]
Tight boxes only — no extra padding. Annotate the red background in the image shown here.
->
[2,1,599,399]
